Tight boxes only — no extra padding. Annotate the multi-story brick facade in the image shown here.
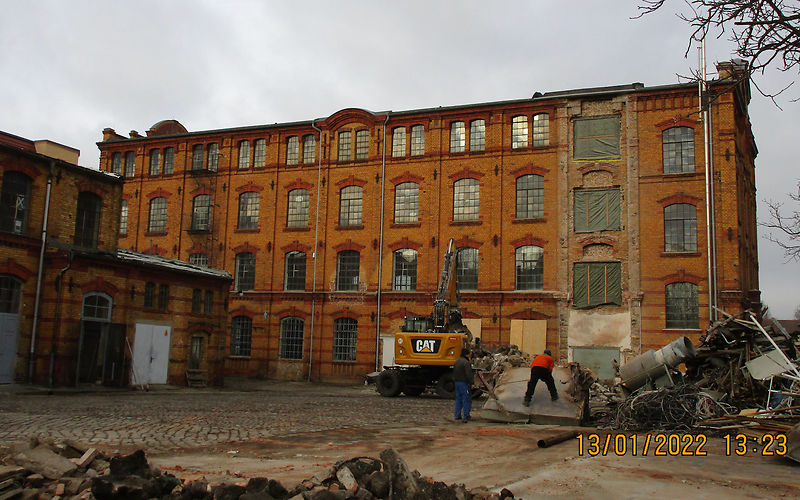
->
[97,61,759,382]
[0,131,231,386]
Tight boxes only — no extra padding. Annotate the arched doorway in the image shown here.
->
[76,293,125,385]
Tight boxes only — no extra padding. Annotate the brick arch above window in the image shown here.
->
[333,239,366,252]
[510,234,547,251]
[335,175,368,189]
[3,163,40,179]
[146,188,173,200]
[578,235,618,249]
[448,168,484,182]
[390,172,424,186]
[0,259,34,281]
[328,307,362,320]
[189,186,213,197]
[284,179,313,192]
[78,182,108,197]
[273,306,311,320]
[662,269,703,285]
[235,182,264,194]
[577,164,615,176]
[580,242,616,260]
[454,236,483,249]
[510,165,549,177]
[388,237,423,252]
[657,191,702,208]
[281,240,312,253]
[233,242,260,254]
[186,243,208,254]
[186,324,211,335]
[78,277,119,298]
[655,116,699,131]
[229,306,255,318]
[323,108,382,130]
[509,309,551,320]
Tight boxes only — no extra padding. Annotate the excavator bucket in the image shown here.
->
[480,366,589,425]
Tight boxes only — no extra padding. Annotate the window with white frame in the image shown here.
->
[286,136,299,165]
[238,192,259,230]
[338,131,351,161]
[285,251,306,290]
[456,247,478,291]
[254,139,266,167]
[287,189,309,227]
[339,186,363,226]
[355,130,369,160]
[238,140,251,169]
[410,125,425,156]
[303,135,316,164]
[393,249,417,290]
[532,113,549,146]
[394,182,419,224]
[450,121,465,153]
[392,127,406,157]
[511,115,528,149]
[453,178,479,221]
[470,119,485,152]
[235,252,256,291]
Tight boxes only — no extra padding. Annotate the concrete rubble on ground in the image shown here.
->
[0,439,515,500]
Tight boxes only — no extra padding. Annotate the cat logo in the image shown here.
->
[413,339,441,354]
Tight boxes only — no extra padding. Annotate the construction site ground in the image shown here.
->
[1,379,797,499]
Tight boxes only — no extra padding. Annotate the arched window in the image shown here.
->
[238,192,260,229]
[148,197,167,233]
[1,171,32,234]
[231,316,252,356]
[336,250,360,291]
[287,189,309,227]
[453,178,479,221]
[280,317,304,360]
[0,275,22,313]
[192,194,212,231]
[516,174,544,219]
[82,293,112,321]
[666,282,699,329]
[393,249,417,291]
[515,245,544,290]
[663,126,695,173]
[285,251,306,291]
[333,318,358,362]
[235,252,256,291]
[664,203,697,252]
[339,186,363,226]
[456,247,478,291]
[74,192,101,248]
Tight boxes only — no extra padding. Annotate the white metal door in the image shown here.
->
[0,313,20,384]
[380,334,394,368]
[132,323,172,385]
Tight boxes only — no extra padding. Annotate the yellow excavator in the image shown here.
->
[373,238,473,397]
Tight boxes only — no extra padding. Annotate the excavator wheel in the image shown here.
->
[434,372,456,398]
[376,370,403,397]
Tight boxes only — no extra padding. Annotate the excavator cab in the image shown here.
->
[401,316,433,333]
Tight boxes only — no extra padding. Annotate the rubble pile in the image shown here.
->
[0,440,515,500]
[470,342,531,375]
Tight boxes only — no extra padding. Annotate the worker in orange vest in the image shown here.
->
[523,349,558,406]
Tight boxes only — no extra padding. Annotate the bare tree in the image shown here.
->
[636,1,800,96]
[763,181,800,260]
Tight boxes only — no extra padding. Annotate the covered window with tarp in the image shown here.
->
[574,188,620,232]
[573,261,621,308]
[574,116,620,160]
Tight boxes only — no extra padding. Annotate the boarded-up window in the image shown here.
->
[509,319,546,355]
[574,188,620,232]
[574,116,620,160]
[573,262,622,308]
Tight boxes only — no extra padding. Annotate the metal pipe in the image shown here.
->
[700,40,718,323]
[375,114,390,372]
[619,336,696,391]
[308,120,323,382]
[538,430,580,448]
[29,160,55,383]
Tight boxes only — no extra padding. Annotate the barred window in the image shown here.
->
[470,119,485,152]
[124,151,135,178]
[254,139,266,167]
[231,316,252,356]
[74,192,101,248]
[450,121,465,153]
[663,127,695,174]
[238,192,260,230]
[0,171,31,234]
[515,245,544,290]
[111,152,122,174]
[512,115,528,149]
[163,147,175,174]
[339,186,363,226]
[456,247,478,291]
[286,136,299,165]
[144,282,155,308]
[192,289,202,314]
[333,318,358,362]
[207,143,219,172]
[532,113,549,147]
[392,127,406,157]
[235,252,256,291]
[191,194,212,231]
[393,249,417,291]
[336,250,360,291]
[119,200,128,236]
[157,284,169,310]
[516,174,544,219]
[453,178,479,221]
[148,197,168,233]
[665,282,699,329]
[238,140,251,169]
[664,203,697,252]
[280,317,304,360]
[338,131,351,161]
[204,290,213,315]
[0,275,22,314]
[285,251,306,290]
[189,253,208,267]
[149,149,161,176]
[410,125,425,156]
[303,135,316,164]
[287,189,309,227]
[191,145,204,170]
[355,130,369,160]
[394,182,419,224]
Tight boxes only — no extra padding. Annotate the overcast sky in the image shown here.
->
[1,1,798,318]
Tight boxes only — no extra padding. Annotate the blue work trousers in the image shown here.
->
[454,381,472,419]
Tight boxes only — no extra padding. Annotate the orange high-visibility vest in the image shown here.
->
[530,354,554,371]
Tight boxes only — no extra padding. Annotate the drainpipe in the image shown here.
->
[29,160,55,384]
[308,120,323,382]
[50,251,74,388]
[699,41,718,323]
[375,114,389,372]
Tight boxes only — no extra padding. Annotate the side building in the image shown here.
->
[96,61,759,382]
[0,131,231,386]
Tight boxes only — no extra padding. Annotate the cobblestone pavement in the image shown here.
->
[0,382,452,454]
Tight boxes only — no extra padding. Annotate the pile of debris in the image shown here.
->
[1,439,515,500]
[470,342,531,382]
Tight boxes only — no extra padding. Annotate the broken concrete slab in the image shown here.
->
[0,467,24,483]
[480,366,587,425]
[12,446,77,480]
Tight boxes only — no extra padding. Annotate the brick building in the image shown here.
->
[96,61,759,382]
[0,131,231,387]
